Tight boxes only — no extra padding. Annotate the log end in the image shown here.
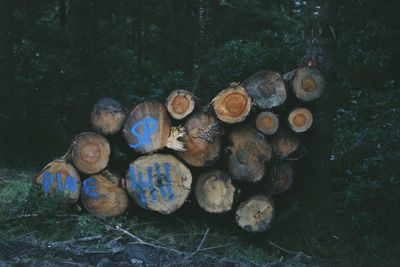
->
[90,97,126,135]
[271,129,300,158]
[292,67,325,101]
[269,162,294,194]
[256,111,279,135]
[166,90,196,120]
[288,107,313,133]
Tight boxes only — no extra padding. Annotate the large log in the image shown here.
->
[90,97,126,135]
[269,162,294,194]
[271,129,300,158]
[291,67,325,101]
[226,126,272,183]
[235,195,274,233]
[288,107,313,133]
[166,90,195,120]
[243,70,286,109]
[70,132,110,174]
[195,170,235,214]
[123,101,185,154]
[212,84,251,124]
[256,111,279,135]
[177,112,222,167]
[125,154,192,215]
[82,170,128,217]
[35,159,81,203]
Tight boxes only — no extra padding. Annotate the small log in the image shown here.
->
[226,126,272,183]
[123,101,184,154]
[271,129,300,158]
[292,67,325,101]
[235,195,274,233]
[90,97,126,135]
[243,70,286,109]
[212,85,251,124]
[70,132,110,174]
[269,162,294,194]
[256,111,279,135]
[35,159,81,203]
[177,112,222,167]
[288,107,313,133]
[195,170,235,214]
[166,90,195,120]
[125,154,192,215]
[82,170,128,217]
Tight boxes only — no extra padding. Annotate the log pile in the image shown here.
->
[35,67,324,232]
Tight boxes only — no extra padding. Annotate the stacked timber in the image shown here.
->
[35,66,325,233]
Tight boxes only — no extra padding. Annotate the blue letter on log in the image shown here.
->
[129,117,158,148]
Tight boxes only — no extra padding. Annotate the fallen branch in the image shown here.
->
[268,240,312,260]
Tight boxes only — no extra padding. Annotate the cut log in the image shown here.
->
[177,112,222,167]
[35,159,81,203]
[292,67,325,101]
[243,70,286,109]
[166,90,195,120]
[81,170,128,217]
[288,107,313,133]
[235,195,274,233]
[256,111,279,135]
[195,170,235,213]
[212,85,251,124]
[123,101,185,154]
[226,126,272,183]
[90,97,126,135]
[70,132,110,174]
[125,154,192,215]
[269,162,294,194]
[271,129,300,158]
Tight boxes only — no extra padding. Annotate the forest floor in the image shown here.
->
[0,166,398,267]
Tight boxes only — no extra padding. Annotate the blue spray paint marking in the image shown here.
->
[129,162,174,206]
[42,171,54,194]
[42,171,77,194]
[83,178,99,199]
[129,117,159,148]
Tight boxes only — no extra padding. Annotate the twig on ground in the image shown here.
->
[268,240,312,260]
[57,260,93,267]
[174,227,210,265]
[50,235,103,246]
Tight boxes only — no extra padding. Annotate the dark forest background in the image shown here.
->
[0,0,399,264]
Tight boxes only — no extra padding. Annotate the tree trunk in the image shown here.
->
[177,112,222,167]
[166,90,196,120]
[35,159,81,203]
[212,85,252,124]
[90,97,126,135]
[226,126,272,183]
[195,170,235,214]
[123,102,185,154]
[235,195,274,233]
[82,170,129,217]
[125,154,192,215]
[256,111,279,136]
[243,70,287,109]
[69,132,111,174]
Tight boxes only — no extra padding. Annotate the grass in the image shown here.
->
[0,166,399,266]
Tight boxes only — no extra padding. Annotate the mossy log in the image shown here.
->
[212,85,251,124]
[235,195,274,233]
[288,107,313,133]
[125,154,192,215]
[70,132,110,174]
[81,170,128,217]
[269,162,294,194]
[166,90,196,120]
[256,111,279,135]
[243,70,286,109]
[271,129,300,158]
[177,112,222,167]
[292,67,325,101]
[90,97,126,135]
[35,159,81,203]
[123,101,185,154]
[195,170,235,214]
[226,126,272,183]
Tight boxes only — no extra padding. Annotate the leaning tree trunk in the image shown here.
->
[300,0,336,200]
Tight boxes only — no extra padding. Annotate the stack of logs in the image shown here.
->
[35,67,324,233]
